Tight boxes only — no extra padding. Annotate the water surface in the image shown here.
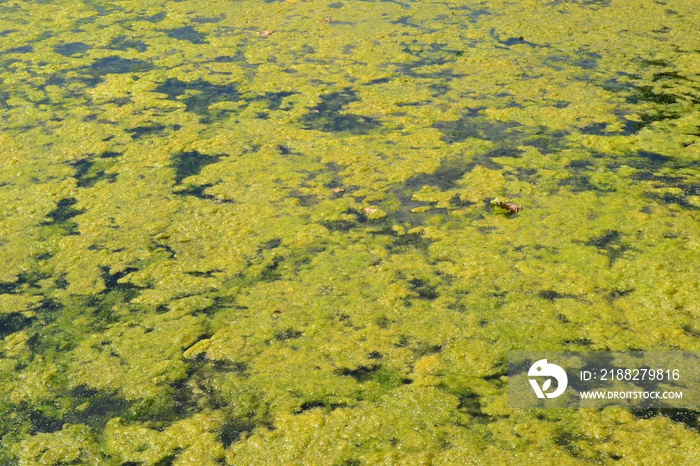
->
[1,0,699,464]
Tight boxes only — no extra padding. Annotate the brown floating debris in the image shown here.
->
[258,29,273,37]
[492,197,522,214]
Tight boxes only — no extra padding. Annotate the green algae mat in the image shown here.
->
[1,0,699,464]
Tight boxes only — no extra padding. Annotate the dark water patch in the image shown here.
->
[548,0,611,6]
[580,122,608,135]
[319,207,370,231]
[448,4,490,21]
[582,0,611,6]
[297,401,326,413]
[620,119,645,135]
[165,26,207,44]
[321,218,358,232]
[211,360,248,375]
[554,431,598,461]
[608,288,635,300]
[490,146,524,158]
[632,170,700,209]
[289,190,318,206]
[152,241,176,259]
[28,410,63,434]
[41,198,84,234]
[72,159,93,181]
[404,155,472,191]
[67,386,130,431]
[560,175,598,192]
[0,90,10,108]
[93,289,138,322]
[375,316,391,329]
[389,232,432,252]
[101,267,139,290]
[0,313,33,339]
[171,151,221,184]
[585,230,631,266]
[490,28,546,48]
[632,408,699,433]
[646,192,699,209]
[299,88,381,134]
[126,124,167,139]
[683,325,700,339]
[413,343,443,357]
[627,85,677,105]
[122,394,180,424]
[254,91,296,111]
[639,58,670,67]
[400,41,460,66]
[221,419,262,447]
[258,238,282,252]
[89,56,155,76]
[259,256,284,282]
[155,78,240,116]
[109,36,148,52]
[450,195,474,207]
[587,230,621,250]
[547,51,600,70]
[339,365,380,381]
[368,77,391,85]
[394,43,470,79]
[625,109,680,132]
[153,453,178,466]
[567,159,595,170]
[4,45,32,54]
[522,130,568,155]
[54,273,69,289]
[185,270,221,278]
[652,71,687,82]
[429,83,451,96]
[563,338,593,348]
[516,167,538,183]
[0,277,23,294]
[39,298,62,314]
[274,328,303,341]
[72,157,119,188]
[457,391,491,421]
[395,16,434,29]
[539,290,577,301]
[629,150,669,169]
[145,12,166,23]
[407,278,439,300]
[174,184,233,203]
[434,108,521,143]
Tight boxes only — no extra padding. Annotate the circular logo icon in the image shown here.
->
[528,359,568,398]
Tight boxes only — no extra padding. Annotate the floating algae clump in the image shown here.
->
[1,0,699,464]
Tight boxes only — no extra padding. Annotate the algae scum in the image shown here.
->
[1,0,699,464]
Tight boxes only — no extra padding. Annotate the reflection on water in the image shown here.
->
[1,0,699,464]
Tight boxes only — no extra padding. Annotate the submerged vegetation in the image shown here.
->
[0,0,699,464]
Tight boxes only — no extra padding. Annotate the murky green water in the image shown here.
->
[1,0,699,464]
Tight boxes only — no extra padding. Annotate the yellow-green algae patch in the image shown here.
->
[1,0,699,464]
